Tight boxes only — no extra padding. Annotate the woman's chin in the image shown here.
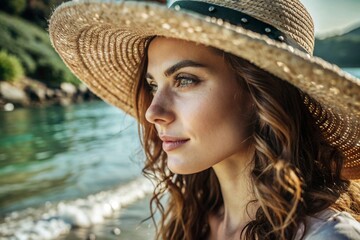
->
[167,157,208,175]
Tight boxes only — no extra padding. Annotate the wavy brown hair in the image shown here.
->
[133,38,360,240]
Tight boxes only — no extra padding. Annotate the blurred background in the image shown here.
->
[0,0,359,239]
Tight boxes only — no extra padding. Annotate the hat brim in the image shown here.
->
[49,0,360,179]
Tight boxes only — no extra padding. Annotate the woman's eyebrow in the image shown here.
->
[146,60,207,79]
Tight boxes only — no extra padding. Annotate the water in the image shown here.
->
[1,68,359,240]
[0,101,155,239]
[343,67,360,78]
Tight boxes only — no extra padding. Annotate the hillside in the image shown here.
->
[0,11,78,85]
[0,11,94,109]
[314,25,360,67]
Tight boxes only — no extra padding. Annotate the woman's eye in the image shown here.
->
[174,75,199,88]
[147,82,158,94]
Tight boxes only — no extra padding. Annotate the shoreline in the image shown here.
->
[63,193,155,240]
[0,77,98,111]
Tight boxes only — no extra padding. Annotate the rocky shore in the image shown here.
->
[0,78,98,111]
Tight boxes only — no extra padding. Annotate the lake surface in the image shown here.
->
[0,68,359,239]
[342,67,360,78]
[0,101,154,239]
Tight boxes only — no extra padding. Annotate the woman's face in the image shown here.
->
[145,37,253,174]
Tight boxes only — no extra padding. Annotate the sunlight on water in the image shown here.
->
[0,101,154,239]
[0,101,143,214]
[0,177,154,239]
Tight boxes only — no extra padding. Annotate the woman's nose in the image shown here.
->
[145,91,175,125]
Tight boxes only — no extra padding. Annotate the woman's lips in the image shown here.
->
[162,139,189,151]
[159,136,189,152]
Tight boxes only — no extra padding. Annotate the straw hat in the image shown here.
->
[49,0,360,179]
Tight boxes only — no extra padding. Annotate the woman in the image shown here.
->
[49,0,360,239]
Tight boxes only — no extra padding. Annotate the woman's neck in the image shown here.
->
[210,151,258,239]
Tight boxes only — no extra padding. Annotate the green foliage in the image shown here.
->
[0,0,26,15]
[0,50,24,82]
[0,12,80,85]
[314,28,360,67]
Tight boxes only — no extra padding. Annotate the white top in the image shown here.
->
[295,208,360,240]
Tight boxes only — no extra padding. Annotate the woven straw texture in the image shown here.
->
[49,0,360,179]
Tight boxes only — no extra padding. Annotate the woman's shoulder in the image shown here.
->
[296,208,360,240]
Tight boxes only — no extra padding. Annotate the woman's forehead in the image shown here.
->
[147,37,225,70]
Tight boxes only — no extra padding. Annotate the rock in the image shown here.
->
[0,82,29,106]
[4,103,15,111]
[60,83,77,97]
[54,89,64,98]
[77,83,96,101]
[58,97,72,106]
[77,83,88,94]
[112,227,121,236]
[45,89,55,99]
[0,78,97,108]
[24,85,46,102]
